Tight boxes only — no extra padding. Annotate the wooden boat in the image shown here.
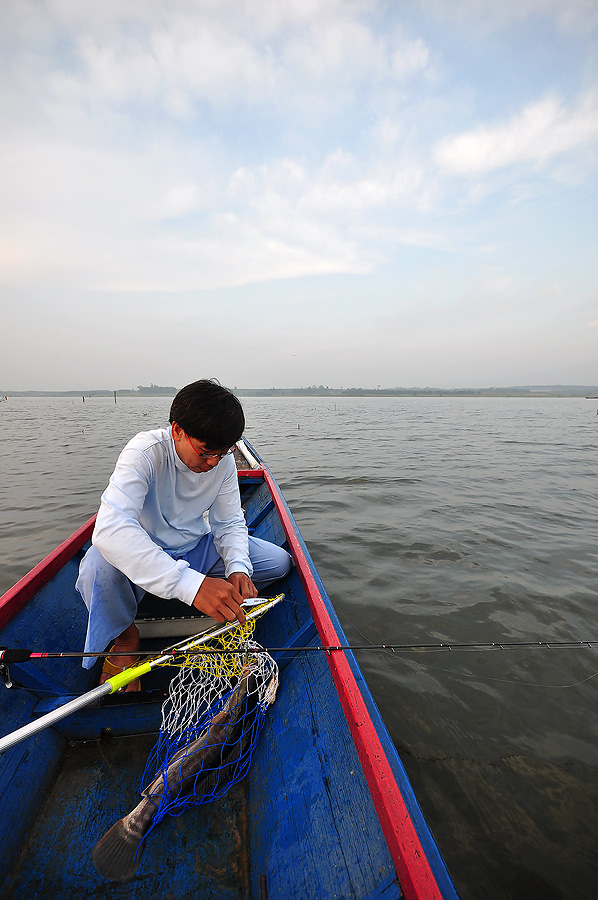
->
[0,440,459,900]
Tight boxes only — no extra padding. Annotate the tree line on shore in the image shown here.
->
[2,385,597,399]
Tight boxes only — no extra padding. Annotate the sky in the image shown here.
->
[0,0,597,391]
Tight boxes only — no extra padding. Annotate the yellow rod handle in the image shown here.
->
[107,660,152,693]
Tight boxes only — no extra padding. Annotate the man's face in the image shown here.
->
[171,421,234,473]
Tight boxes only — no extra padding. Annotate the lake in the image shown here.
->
[1,394,597,899]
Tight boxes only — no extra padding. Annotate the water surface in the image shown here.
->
[1,395,597,899]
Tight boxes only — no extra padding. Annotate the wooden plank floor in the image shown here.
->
[3,732,250,900]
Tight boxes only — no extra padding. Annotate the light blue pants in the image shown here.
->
[76,534,292,669]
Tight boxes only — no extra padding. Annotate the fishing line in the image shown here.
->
[338,622,598,690]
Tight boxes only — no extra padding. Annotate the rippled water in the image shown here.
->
[1,395,597,899]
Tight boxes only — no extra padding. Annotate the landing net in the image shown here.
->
[157,617,259,680]
[141,638,278,830]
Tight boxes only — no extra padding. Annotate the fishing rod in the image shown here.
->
[3,640,598,661]
[0,594,284,755]
[2,638,597,663]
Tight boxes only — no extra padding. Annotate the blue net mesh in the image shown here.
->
[140,643,278,831]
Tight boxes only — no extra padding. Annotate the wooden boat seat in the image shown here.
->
[135,591,219,638]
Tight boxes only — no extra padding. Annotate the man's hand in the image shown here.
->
[192,576,249,625]
[227,572,258,601]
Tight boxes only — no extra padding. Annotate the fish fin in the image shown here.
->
[91,818,146,882]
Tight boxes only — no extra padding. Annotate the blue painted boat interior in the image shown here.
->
[0,469,446,899]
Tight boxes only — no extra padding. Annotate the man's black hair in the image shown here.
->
[169,379,245,449]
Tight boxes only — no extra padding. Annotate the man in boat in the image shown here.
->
[76,379,292,690]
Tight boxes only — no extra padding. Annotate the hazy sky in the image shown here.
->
[1,0,597,390]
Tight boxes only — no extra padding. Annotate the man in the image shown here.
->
[76,379,292,691]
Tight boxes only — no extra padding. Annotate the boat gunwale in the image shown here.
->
[248,451,457,900]
[0,515,97,630]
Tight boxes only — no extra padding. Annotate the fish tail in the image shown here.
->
[91,799,155,881]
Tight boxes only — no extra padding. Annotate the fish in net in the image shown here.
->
[92,640,278,882]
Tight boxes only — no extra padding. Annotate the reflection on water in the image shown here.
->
[1,395,597,899]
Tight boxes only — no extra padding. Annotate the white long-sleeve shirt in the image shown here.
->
[91,427,251,606]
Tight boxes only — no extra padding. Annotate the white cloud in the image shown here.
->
[230,153,425,218]
[435,93,598,176]
[299,167,424,215]
[99,219,368,293]
[75,20,274,110]
[0,0,430,124]
[0,132,435,292]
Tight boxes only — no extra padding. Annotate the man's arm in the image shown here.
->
[93,448,204,605]
[207,458,253,578]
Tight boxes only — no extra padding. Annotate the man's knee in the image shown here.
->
[78,547,117,589]
[271,544,293,579]
[249,538,293,585]
[76,546,138,608]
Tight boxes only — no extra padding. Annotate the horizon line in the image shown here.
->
[2,384,598,398]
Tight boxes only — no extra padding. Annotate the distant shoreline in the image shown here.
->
[2,386,597,399]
